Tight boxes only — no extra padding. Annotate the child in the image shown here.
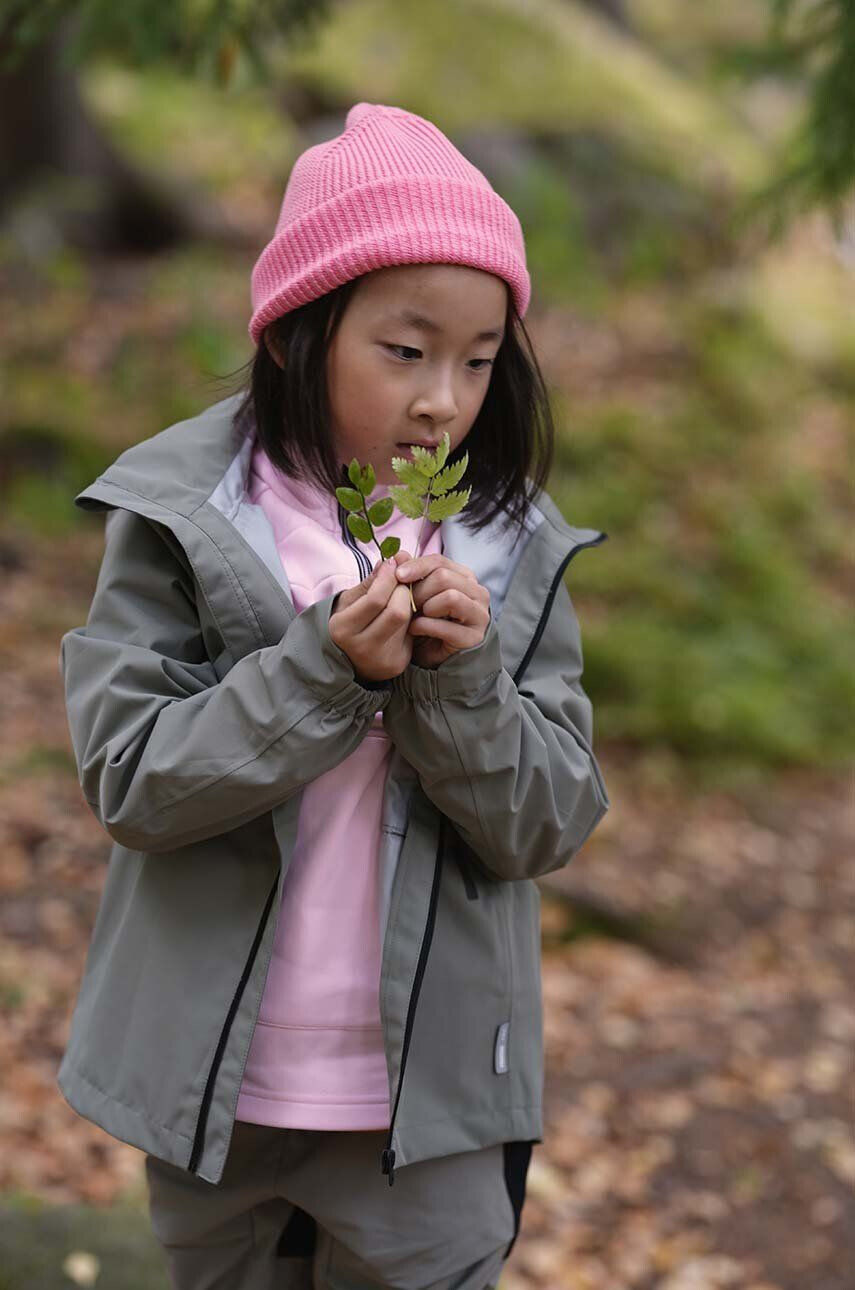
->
[58,102,610,1289]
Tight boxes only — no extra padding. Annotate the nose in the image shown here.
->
[410,367,458,425]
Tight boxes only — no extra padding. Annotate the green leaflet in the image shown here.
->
[388,432,471,528]
[367,497,394,527]
[347,513,372,543]
[336,486,364,512]
[431,453,469,495]
[360,463,376,496]
[408,443,443,476]
[336,432,469,570]
[388,483,425,519]
[390,458,431,493]
[427,487,471,521]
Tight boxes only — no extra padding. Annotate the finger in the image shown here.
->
[419,588,490,627]
[395,554,477,584]
[409,568,490,612]
[407,616,484,651]
[333,582,366,614]
[335,560,385,613]
[335,561,400,632]
[358,583,414,647]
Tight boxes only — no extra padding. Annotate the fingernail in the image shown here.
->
[397,563,414,577]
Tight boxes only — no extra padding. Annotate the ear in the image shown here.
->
[264,329,285,369]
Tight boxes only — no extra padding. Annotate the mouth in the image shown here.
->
[396,441,440,451]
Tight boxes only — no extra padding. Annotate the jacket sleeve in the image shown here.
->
[60,507,389,855]
[382,580,609,881]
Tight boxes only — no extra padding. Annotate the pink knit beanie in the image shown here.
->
[248,102,530,345]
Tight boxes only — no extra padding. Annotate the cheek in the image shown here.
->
[330,351,394,418]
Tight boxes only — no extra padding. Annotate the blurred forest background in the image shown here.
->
[0,1,852,1287]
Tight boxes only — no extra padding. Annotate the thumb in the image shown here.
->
[367,556,397,585]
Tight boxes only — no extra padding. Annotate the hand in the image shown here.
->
[394,553,491,670]
[329,558,414,681]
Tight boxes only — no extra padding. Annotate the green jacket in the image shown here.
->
[57,393,610,1186]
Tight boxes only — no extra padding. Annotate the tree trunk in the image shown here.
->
[0,16,252,254]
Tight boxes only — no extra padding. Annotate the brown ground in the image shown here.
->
[0,531,852,1290]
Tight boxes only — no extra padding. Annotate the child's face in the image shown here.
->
[324,264,508,485]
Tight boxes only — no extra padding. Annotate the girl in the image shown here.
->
[58,102,610,1290]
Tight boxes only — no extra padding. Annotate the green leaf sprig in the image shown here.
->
[334,434,471,613]
[335,459,402,562]
[388,432,471,555]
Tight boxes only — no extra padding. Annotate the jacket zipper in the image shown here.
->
[188,871,279,1175]
[378,530,607,1182]
[511,533,607,686]
[380,815,447,1184]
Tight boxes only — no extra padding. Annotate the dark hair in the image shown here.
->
[225,272,555,536]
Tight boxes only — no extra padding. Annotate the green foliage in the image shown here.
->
[0,0,332,83]
[337,437,471,605]
[0,1196,168,1289]
[388,434,471,536]
[387,484,425,520]
[714,0,855,224]
[426,488,471,522]
[335,461,400,562]
[406,439,447,476]
[0,746,78,786]
[279,0,764,189]
[345,458,375,496]
[336,487,363,512]
[367,496,394,527]
[432,455,469,494]
[81,63,296,198]
[772,1,855,214]
[500,152,607,311]
[388,458,430,493]
[0,423,112,538]
[345,512,371,544]
[550,299,855,781]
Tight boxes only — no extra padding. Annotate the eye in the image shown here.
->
[385,344,494,371]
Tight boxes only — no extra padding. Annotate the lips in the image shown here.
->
[396,441,440,449]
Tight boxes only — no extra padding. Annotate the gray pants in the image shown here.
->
[145,1119,531,1289]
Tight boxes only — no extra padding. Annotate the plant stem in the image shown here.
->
[363,504,417,614]
[406,504,430,615]
[416,506,428,560]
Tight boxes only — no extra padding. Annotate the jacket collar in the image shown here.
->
[74,393,605,677]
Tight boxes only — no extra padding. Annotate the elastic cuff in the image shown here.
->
[287,594,393,716]
[390,616,503,704]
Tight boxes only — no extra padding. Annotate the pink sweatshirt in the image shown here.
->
[235,439,442,1129]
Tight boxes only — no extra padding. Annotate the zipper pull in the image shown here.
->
[380,1147,396,1186]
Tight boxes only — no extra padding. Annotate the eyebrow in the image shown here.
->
[385,308,505,343]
